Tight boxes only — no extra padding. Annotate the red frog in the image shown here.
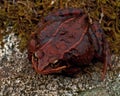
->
[28,8,111,80]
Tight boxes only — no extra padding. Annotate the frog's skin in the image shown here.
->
[28,8,111,80]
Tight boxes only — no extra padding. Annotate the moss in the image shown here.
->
[0,0,120,54]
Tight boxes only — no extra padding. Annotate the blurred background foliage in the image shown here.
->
[0,0,120,54]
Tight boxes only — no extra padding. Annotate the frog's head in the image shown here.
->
[32,44,67,74]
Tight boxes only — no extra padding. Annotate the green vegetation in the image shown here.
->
[0,0,120,54]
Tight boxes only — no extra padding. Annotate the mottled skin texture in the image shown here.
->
[28,8,111,80]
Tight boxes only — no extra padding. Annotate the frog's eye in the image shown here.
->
[50,60,59,68]
[35,52,38,57]
[33,52,38,61]
[53,60,58,64]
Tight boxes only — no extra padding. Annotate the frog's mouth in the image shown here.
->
[32,55,67,74]
[40,65,67,74]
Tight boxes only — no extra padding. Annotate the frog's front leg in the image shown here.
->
[91,21,111,80]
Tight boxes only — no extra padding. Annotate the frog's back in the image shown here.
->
[39,13,90,61]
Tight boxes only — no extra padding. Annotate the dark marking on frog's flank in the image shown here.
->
[28,8,111,80]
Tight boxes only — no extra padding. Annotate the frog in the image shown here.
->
[28,8,111,80]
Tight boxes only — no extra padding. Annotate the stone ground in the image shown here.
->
[0,33,120,96]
